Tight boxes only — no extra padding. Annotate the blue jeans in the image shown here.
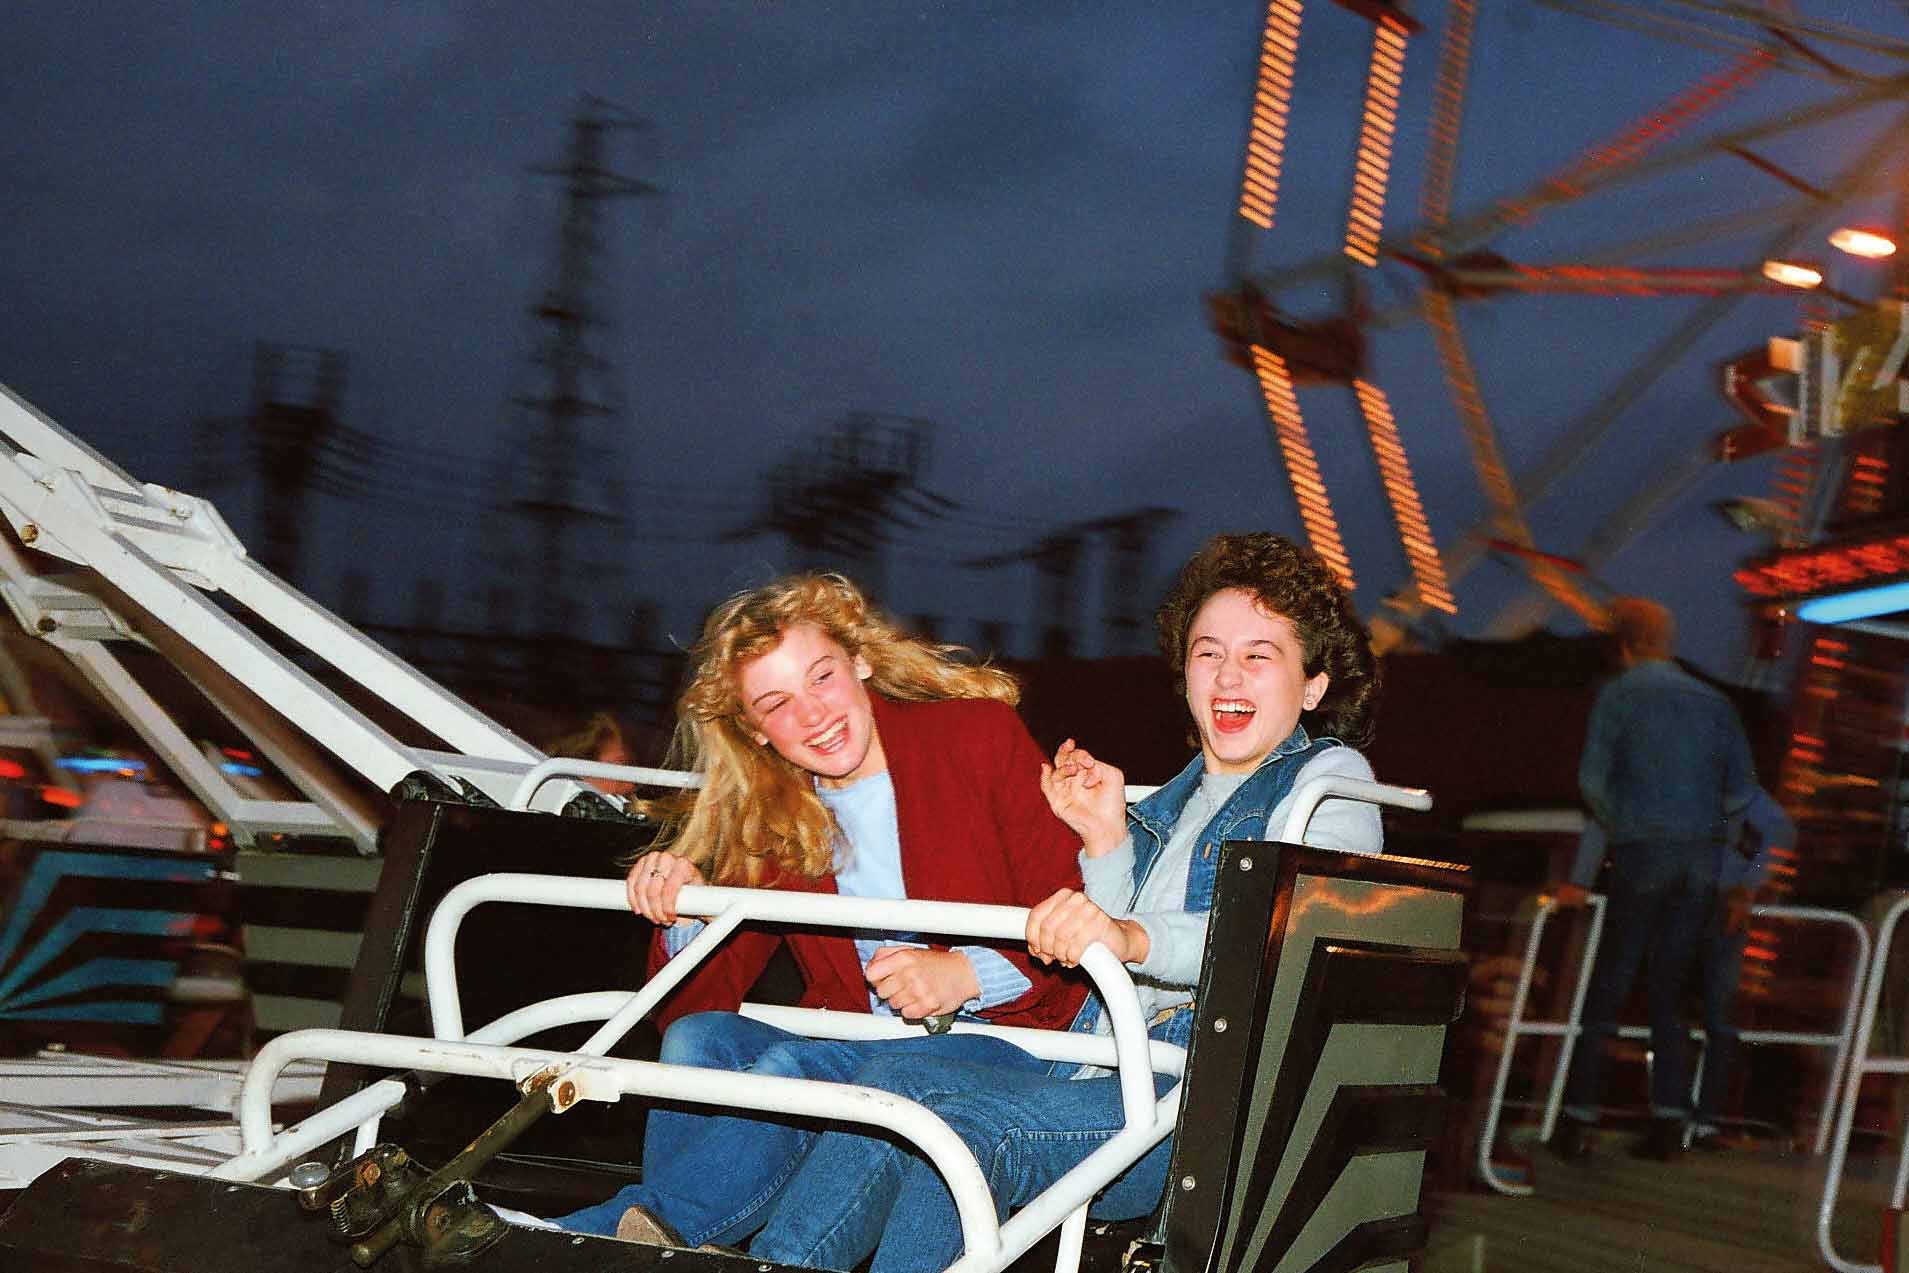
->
[551,1013,1023,1245]
[1562,845,1719,1124]
[1694,906,1747,1132]
[750,1050,1177,1273]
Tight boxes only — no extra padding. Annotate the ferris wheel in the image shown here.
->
[1216,0,1909,652]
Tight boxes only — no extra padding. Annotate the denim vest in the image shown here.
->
[1063,725,1340,1058]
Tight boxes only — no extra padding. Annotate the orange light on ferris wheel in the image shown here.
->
[1761,259,1824,290]
[1344,15,1409,267]
[1354,379,1454,612]
[1829,226,1897,259]
[1251,345,1355,589]
[1238,0,1305,230]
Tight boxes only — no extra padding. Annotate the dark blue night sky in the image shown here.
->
[3,2,1905,676]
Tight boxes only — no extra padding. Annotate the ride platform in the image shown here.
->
[1423,1130,1893,1272]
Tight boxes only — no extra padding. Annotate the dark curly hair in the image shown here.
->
[1154,533,1379,747]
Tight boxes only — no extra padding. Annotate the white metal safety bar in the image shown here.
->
[213,991,642,1181]
[212,983,1178,1182]
[1279,775,1432,842]
[422,877,1161,1131]
[222,878,1178,1273]
[1817,890,1909,1273]
[508,758,701,809]
[1476,893,1871,1197]
[424,877,1173,1273]
[230,1028,1011,1259]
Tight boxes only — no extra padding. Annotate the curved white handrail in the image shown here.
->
[1278,775,1432,843]
[224,1028,1004,1257]
[421,876,1157,1130]
[217,768,1429,1273]
[507,759,700,810]
[212,991,652,1182]
[223,877,1171,1272]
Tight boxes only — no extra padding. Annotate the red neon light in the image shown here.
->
[1736,532,1909,597]
[40,785,82,809]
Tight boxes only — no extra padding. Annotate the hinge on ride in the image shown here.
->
[293,1073,561,1266]
[1121,1237,1163,1273]
[296,1143,507,1268]
[390,772,502,808]
[560,788,651,823]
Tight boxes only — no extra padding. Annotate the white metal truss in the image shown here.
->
[0,540,376,849]
[0,382,602,827]
[0,1052,326,1190]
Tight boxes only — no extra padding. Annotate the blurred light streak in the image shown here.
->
[1353,379,1454,613]
[1344,14,1408,266]
[1238,0,1305,230]
[1251,345,1355,589]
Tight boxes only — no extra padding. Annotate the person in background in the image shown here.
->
[744,532,1385,1273]
[549,573,1086,1249]
[1548,597,1757,1163]
[1565,786,1795,1151]
[543,710,637,798]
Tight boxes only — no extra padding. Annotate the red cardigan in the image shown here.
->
[646,693,1087,1031]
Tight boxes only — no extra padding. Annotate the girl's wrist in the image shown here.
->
[1115,918,1149,965]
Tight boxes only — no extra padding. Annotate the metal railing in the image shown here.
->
[215,876,1180,1273]
[1817,891,1909,1273]
[217,771,1418,1273]
[1477,893,1870,1197]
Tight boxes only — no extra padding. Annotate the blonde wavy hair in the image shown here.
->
[645,573,1019,885]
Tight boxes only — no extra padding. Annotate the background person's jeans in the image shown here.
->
[552,1013,1027,1245]
[1562,845,1720,1125]
[1694,907,1748,1132]
[751,1050,1176,1273]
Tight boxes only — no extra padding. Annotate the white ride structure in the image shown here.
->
[0,380,1445,1273]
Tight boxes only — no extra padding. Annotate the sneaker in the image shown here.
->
[1628,1117,1686,1162]
[1546,1117,1595,1161]
[616,1203,688,1248]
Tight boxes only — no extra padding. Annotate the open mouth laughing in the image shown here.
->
[806,717,850,755]
[1210,699,1256,734]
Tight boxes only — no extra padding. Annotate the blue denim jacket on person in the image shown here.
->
[1063,724,1339,1058]
[1578,659,1756,853]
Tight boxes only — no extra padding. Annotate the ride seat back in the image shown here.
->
[1153,843,1468,1273]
